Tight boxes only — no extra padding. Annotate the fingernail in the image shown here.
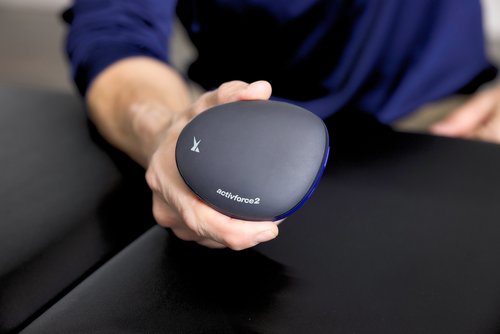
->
[254,229,278,243]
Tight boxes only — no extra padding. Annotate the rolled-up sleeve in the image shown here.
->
[63,0,177,96]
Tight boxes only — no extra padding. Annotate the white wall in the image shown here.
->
[482,0,500,66]
[0,0,70,11]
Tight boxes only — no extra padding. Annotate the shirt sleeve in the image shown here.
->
[63,0,177,96]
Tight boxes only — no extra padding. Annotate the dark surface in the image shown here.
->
[176,100,329,221]
[0,85,154,333]
[22,110,500,333]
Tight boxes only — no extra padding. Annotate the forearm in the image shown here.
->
[86,57,191,167]
[89,67,279,249]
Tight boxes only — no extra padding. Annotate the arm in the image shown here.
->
[65,1,279,249]
[87,57,279,250]
[86,57,191,167]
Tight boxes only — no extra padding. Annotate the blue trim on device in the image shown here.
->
[274,140,330,221]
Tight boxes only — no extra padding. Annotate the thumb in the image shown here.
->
[237,80,273,101]
[194,80,272,116]
[430,90,496,137]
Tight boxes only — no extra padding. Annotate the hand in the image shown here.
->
[431,85,500,143]
[145,80,281,249]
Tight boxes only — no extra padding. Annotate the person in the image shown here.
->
[63,0,499,250]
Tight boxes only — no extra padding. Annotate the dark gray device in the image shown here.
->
[175,100,329,221]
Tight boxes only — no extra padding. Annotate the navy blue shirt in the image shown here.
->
[64,0,496,122]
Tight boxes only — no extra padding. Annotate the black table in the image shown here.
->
[0,85,153,333]
[2,85,500,333]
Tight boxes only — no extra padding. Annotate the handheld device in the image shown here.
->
[175,100,329,221]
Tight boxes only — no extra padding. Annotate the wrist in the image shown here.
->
[86,57,192,167]
[127,101,176,167]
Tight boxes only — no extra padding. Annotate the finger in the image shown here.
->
[237,80,273,100]
[211,80,272,105]
[212,218,279,250]
[197,239,227,249]
[193,80,272,115]
[431,89,497,137]
[151,192,182,228]
[149,141,273,250]
[472,106,500,143]
[183,200,279,250]
[171,227,225,248]
[172,226,203,242]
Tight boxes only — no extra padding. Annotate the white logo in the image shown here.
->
[216,189,261,205]
[190,137,201,153]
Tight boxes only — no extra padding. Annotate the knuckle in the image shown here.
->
[193,220,212,240]
[152,199,177,228]
[181,209,210,240]
[216,86,227,102]
[180,204,200,231]
[145,168,159,191]
[145,163,173,197]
